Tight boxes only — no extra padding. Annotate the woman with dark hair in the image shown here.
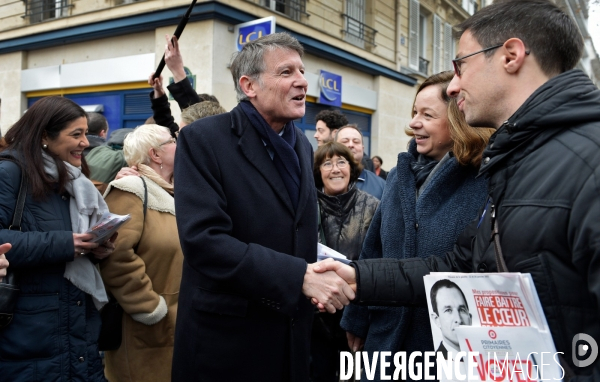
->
[371,155,387,180]
[340,71,495,381]
[311,141,379,382]
[0,96,116,381]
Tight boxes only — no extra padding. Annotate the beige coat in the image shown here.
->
[100,176,182,382]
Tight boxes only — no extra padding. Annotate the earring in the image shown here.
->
[160,163,163,170]
[42,144,48,149]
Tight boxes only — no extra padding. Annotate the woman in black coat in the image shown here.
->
[311,142,379,382]
[0,96,117,381]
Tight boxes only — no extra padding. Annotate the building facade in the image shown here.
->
[1,0,596,166]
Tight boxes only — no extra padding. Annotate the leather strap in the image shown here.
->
[490,204,508,272]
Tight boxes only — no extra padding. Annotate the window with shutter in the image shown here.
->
[408,0,420,71]
[444,23,454,72]
[433,15,441,75]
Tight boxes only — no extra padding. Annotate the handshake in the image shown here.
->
[301,258,357,314]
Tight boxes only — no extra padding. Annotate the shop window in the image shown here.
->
[24,0,71,23]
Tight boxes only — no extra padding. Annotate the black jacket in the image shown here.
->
[149,78,201,137]
[352,70,600,380]
[318,187,379,261]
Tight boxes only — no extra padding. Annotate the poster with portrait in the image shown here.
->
[423,273,561,381]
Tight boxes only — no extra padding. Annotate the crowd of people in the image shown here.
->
[0,0,599,381]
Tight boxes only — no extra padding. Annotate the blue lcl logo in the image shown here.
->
[235,17,276,51]
[318,70,342,107]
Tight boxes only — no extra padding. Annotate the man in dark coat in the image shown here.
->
[172,33,355,382]
[314,1,600,379]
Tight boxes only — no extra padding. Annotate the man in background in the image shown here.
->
[314,109,348,146]
[84,112,108,155]
[335,124,385,199]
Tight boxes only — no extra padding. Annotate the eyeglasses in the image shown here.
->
[452,43,531,77]
[321,159,349,171]
[159,138,176,146]
[452,44,503,77]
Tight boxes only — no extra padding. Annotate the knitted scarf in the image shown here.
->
[42,152,109,310]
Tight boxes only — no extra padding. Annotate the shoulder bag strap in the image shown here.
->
[9,170,27,231]
[133,176,148,253]
[140,176,148,219]
[0,157,28,231]
[490,203,508,272]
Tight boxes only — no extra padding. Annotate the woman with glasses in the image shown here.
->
[311,141,379,382]
[100,124,182,382]
[340,71,495,381]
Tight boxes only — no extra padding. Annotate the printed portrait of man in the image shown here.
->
[429,279,473,359]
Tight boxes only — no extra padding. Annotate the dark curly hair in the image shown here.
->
[314,109,348,131]
[313,141,363,190]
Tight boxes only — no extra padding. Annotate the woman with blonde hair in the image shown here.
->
[340,71,495,381]
[100,124,182,382]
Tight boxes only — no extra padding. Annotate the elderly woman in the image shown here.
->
[340,71,495,381]
[100,124,182,382]
[311,141,379,382]
[0,96,116,381]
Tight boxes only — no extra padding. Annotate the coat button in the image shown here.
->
[79,356,85,362]
[76,301,82,306]
[415,223,419,230]
[477,263,488,272]
[62,195,67,200]
[483,157,490,164]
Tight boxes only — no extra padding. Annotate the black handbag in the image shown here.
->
[0,158,27,329]
[98,177,147,351]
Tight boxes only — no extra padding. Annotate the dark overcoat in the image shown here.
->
[172,104,318,382]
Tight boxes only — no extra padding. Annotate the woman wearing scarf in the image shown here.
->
[100,124,182,382]
[0,96,116,381]
[340,71,495,381]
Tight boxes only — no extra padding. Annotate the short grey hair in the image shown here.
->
[230,32,304,102]
[123,124,171,166]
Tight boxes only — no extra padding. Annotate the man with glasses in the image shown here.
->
[314,1,600,378]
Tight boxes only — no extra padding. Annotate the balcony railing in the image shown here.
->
[342,14,377,48]
[245,0,308,21]
[419,56,429,74]
[24,0,72,23]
